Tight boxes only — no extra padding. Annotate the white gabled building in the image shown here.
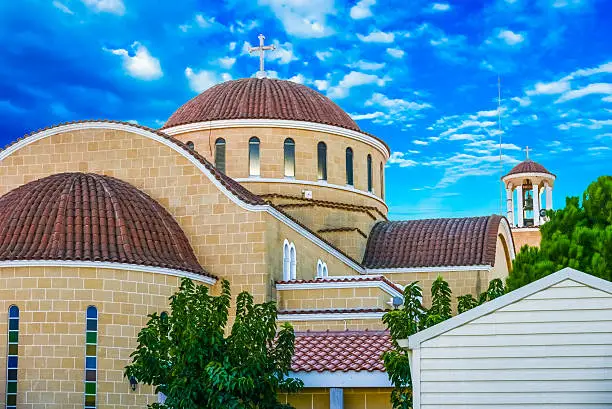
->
[403,267,612,409]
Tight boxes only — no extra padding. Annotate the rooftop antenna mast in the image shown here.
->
[498,75,503,216]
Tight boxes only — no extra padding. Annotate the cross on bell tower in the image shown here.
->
[524,146,530,159]
[249,34,276,79]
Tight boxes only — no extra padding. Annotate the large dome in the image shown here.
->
[0,173,208,276]
[164,78,360,131]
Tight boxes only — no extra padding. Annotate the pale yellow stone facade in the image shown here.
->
[512,228,542,250]
[280,388,393,409]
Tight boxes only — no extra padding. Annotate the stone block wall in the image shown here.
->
[277,287,389,310]
[280,387,393,409]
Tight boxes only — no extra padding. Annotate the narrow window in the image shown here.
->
[380,162,385,199]
[316,260,328,278]
[6,305,19,409]
[215,138,226,173]
[317,142,327,181]
[284,138,295,178]
[346,147,354,186]
[85,306,98,409]
[249,137,260,176]
[367,154,373,192]
[289,244,297,280]
[283,240,291,281]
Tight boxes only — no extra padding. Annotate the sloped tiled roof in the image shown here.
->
[292,330,391,372]
[276,275,404,294]
[164,78,360,131]
[503,159,554,178]
[0,172,212,277]
[278,308,387,315]
[363,215,505,269]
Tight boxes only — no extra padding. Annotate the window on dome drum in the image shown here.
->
[346,147,354,186]
[316,260,328,278]
[215,138,226,173]
[6,305,19,409]
[282,240,297,281]
[380,162,385,199]
[85,306,98,409]
[284,138,295,178]
[249,137,260,176]
[317,142,327,181]
[367,154,373,192]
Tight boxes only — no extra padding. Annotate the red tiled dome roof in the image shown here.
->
[504,159,553,178]
[0,173,209,276]
[363,216,507,269]
[163,78,360,131]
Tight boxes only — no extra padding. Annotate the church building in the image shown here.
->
[0,44,553,408]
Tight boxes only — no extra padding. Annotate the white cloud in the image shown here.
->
[413,140,429,146]
[218,57,236,69]
[346,60,385,71]
[327,71,389,99]
[357,30,395,43]
[526,80,570,95]
[431,3,450,11]
[588,146,611,151]
[430,153,520,188]
[243,40,297,65]
[185,68,231,93]
[314,80,330,91]
[104,42,162,80]
[53,1,74,14]
[366,93,431,111]
[474,109,500,118]
[288,74,306,84]
[228,42,237,51]
[386,48,405,58]
[258,0,334,38]
[351,112,385,120]
[350,0,376,19]
[511,96,532,107]
[562,61,612,81]
[82,0,125,15]
[447,133,481,141]
[389,152,418,167]
[555,83,612,103]
[195,14,215,28]
[231,20,259,33]
[496,29,525,46]
[316,50,333,61]
[552,0,587,8]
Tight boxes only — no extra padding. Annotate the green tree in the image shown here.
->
[507,176,612,291]
[125,278,303,409]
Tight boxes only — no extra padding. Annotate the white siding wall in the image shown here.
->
[415,279,612,409]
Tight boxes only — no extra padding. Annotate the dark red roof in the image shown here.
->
[163,78,360,131]
[276,275,404,294]
[279,308,387,315]
[292,330,391,372]
[503,159,553,178]
[0,172,212,277]
[363,215,505,269]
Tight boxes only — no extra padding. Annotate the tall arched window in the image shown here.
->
[284,138,295,178]
[380,162,385,199]
[316,260,328,278]
[317,142,327,181]
[249,137,260,176]
[289,243,297,280]
[215,138,226,173]
[346,147,354,186]
[283,240,291,281]
[6,305,19,409]
[85,306,98,409]
[367,154,373,192]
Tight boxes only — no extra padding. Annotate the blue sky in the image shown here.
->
[0,0,610,220]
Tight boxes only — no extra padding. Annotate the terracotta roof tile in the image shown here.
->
[503,159,554,178]
[279,308,387,315]
[363,215,505,269]
[0,172,212,278]
[163,78,360,131]
[276,275,404,294]
[292,330,391,372]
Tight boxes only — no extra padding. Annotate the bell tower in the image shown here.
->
[501,147,555,249]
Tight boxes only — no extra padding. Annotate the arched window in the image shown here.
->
[249,137,260,176]
[289,243,297,280]
[346,147,354,186]
[317,142,327,181]
[85,306,98,409]
[215,138,226,173]
[6,305,19,409]
[380,162,385,199]
[284,138,295,178]
[283,240,291,281]
[316,260,328,278]
[367,154,373,192]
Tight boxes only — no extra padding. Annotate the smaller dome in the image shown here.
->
[503,159,554,178]
[0,173,208,276]
[163,78,360,131]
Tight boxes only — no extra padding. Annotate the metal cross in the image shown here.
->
[249,34,276,77]
[524,146,530,159]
